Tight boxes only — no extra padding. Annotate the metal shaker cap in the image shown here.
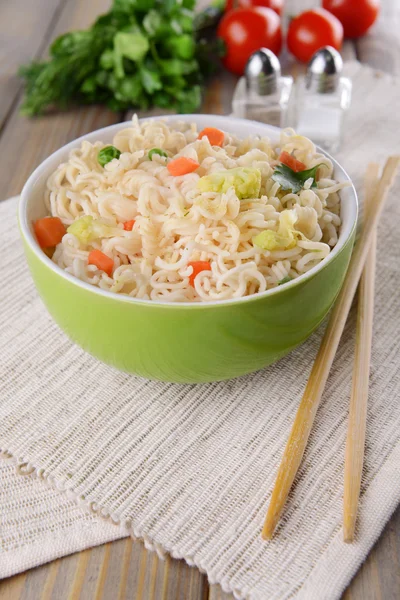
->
[245,48,281,95]
[306,46,343,93]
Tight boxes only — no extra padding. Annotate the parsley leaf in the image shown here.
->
[113,32,149,78]
[140,66,162,93]
[272,163,322,194]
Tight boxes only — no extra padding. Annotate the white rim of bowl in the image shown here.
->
[19,114,358,309]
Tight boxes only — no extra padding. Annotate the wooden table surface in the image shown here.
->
[1,1,400,598]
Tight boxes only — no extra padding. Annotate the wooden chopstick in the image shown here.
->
[262,156,400,540]
[343,164,380,542]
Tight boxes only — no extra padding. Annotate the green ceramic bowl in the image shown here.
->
[19,115,357,383]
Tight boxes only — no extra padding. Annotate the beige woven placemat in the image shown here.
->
[1,63,400,599]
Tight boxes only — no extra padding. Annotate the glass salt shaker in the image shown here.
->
[232,48,293,128]
[294,46,352,153]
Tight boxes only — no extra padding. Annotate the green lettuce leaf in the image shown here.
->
[253,209,307,251]
[198,167,261,200]
[67,216,122,244]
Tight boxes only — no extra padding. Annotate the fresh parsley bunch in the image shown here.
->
[19,0,220,116]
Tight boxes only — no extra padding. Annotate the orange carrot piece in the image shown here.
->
[123,219,136,231]
[167,157,200,176]
[198,127,225,147]
[188,261,211,287]
[34,217,66,249]
[279,151,306,172]
[88,250,114,277]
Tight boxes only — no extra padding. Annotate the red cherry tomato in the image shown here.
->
[225,0,283,17]
[287,8,343,63]
[217,7,282,76]
[323,0,379,39]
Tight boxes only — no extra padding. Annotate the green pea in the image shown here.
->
[148,148,168,160]
[98,145,121,167]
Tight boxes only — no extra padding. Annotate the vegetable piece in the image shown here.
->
[198,167,261,200]
[34,217,66,249]
[165,35,196,60]
[198,127,225,147]
[43,247,55,259]
[217,7,282,76]
[225,0,283,16]
[287,8,343,63]
[167,157,200,176]
[148,148,168,160]
[322,0,379,39]
[98,146,121,167]
[253,209,305,251]
[279,151,306,173]
[278,275,292,285]
[271,163,322,194]
[253,230,291,251]
[188,261,211,287]
[123,220,135,231]
[88,250,114,277]
[67,216,121,243]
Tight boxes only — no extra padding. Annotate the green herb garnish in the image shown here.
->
[18,0,224,116]
[278,275,292,285]
[98,145,121,167]
[272,163,322,194]
[148,148,168,160]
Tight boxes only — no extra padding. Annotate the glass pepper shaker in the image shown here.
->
[232,48,293,128]
[294,46,352,153]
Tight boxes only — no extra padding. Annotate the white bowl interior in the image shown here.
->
[20,115,358,306]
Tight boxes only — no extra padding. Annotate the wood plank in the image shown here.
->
[343,505,400,600]
[96,538,130,600]
[40,561,60,600]
[0,538,208,600]
[201,71,237,116]
[19,562,55,600]
[67,549,91,600]
[75,545,108,599]
[75,544,110,600]
[45,553,81,600]
[121,539,208,600]
[0,0,66,130]
[0,572,27,600]
[0,0,119,202]
[209,585,234,600]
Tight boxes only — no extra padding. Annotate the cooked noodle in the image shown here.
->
[46,117,346,302]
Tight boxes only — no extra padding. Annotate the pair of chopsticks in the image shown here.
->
[262,156,400,542]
